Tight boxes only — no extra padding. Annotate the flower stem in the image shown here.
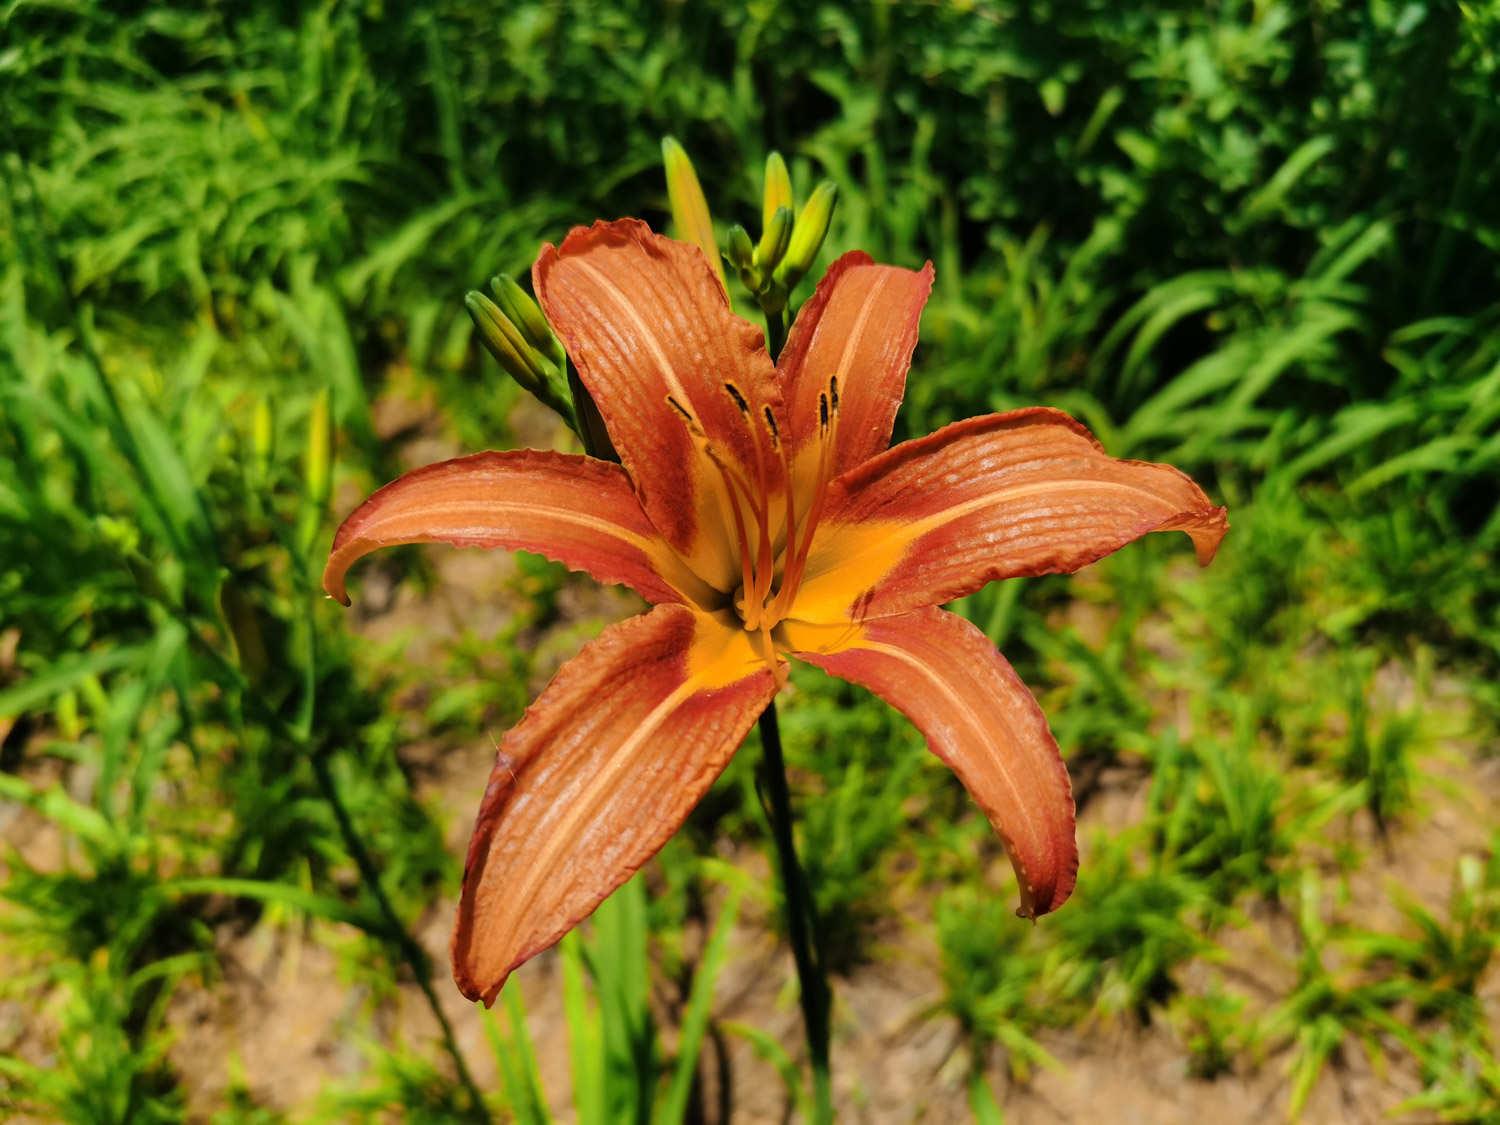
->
[310,749,491,1121]
[755,702,833,1122]
[763,307,788,361]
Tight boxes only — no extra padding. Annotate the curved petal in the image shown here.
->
[323,449,713,608]
[534,220,782,590]
[453,604,776,1004]
[791,408,1228,622]
[778,252,935,492]
[785,607,1076,917]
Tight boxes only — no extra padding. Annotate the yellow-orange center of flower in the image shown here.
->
[667,377,843,656]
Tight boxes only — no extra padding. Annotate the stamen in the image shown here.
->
[666,392,764,619]
[666,394,697,427]
[730,388,776,614]
[767,375,843,622]
[768,400,798,615]
[701,439,760,624]
[723,381,750,414]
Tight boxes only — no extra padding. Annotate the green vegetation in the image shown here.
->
[2,1,1495,1120]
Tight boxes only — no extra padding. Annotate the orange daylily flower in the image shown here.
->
[323,219,1228,1005]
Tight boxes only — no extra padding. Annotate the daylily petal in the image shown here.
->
[785,607,1077,917]
[778,252,935,496]
[534,219,782,590]
[323,449,712,607]
[791,408,1228,622]
[452,604,775,1004]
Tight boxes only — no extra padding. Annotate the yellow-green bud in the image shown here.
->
[489,275,562,367]
[754,204,794,272]
[55,689,82,742]
[466,291,545,395]
[661,136,726,295]
[466,291,575,424]
[251,397,273,476]
[762,152,793,234]
[776,180,839,286]
[303,388,331,512]
[726,224,762,291]
[725,224,755,271]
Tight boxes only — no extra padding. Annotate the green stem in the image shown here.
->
[763,306,788,361]
[755,702,833,1122]
[310,749,492,1122]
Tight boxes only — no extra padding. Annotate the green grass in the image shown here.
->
[2,1,1497,1121]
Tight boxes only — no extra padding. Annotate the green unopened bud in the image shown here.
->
[776,181,839,286]
[662,136,727,295]
[726,224,761,291]
[725,224,755,271]
[489,275,563,368]
[303,388,331,512]
[466,291,575,429]
[762,152,793,233]
[56,689,82,742]
[754,205,794,272]
[467,291,545,392]
[251,397,273,477]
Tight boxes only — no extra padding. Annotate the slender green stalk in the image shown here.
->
[755,703,833,1123]
[310,748,492,1122]
[763,308,788,363]
[292,563,489,1119]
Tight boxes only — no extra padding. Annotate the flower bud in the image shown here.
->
[726,223,763,291]
[466,291,543,392]
[762,152,793,233]
[754,204,794,272]
[489,275,563,367]
[725,224,755,271]
[466,291,574,421]
[776,180,839,287]
[661,136,726,295]
[303,388,331,512]
[251,397,274,478]
[471,292,543,390]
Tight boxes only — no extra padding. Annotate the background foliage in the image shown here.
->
[1,1,1496,1120]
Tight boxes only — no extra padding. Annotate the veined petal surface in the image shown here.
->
[534,219,782,590]
[791,408,1228,622]
[452,604,775,1004]
[323,449,708,607]
[777,252,934,495]
[786,607,1076,917]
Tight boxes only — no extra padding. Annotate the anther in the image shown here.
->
[666,394,694,423]
[762,406,781,448]
[829,375,840,412]
[723,382,750,414]
[818,391,829,431]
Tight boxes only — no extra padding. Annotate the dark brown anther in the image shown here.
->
[762,406,781,448]
[666,394,694,422]
[723,382,751,414]
[829,375,840,412]
[819,391,830,431]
